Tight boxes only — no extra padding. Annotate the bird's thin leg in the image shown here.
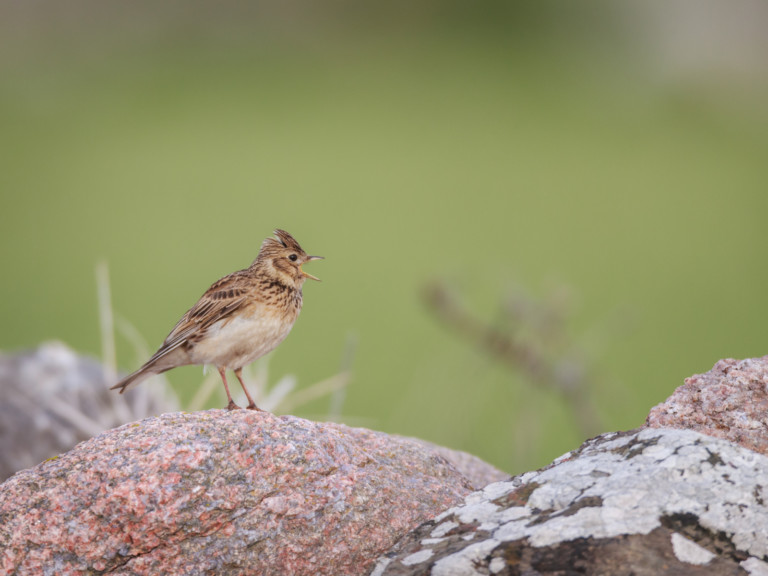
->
[218,367,241,410]
[234,368,263,411]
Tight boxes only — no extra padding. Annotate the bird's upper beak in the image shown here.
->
[301,255,324,281]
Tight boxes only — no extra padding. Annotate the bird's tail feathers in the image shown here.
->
[110,365,159,394]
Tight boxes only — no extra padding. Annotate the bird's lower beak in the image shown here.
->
[301,255,324,281]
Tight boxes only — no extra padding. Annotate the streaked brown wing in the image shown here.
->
[142,270,252,366]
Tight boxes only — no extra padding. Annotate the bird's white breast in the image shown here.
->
[188,310,295,370]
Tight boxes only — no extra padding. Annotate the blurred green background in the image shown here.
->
[2,1,767,474]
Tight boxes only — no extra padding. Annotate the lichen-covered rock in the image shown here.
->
[646,355,768,455]
[0,410,473,576]
[371,428,768,576]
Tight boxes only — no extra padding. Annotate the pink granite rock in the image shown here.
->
[403,438,508,490]
[646,356,768,455]
[0,410,473,576]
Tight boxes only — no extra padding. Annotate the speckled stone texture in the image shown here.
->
[0,410,474,576]
[370,428,768,576]
[404,438,509,490]
[646,355,768,455]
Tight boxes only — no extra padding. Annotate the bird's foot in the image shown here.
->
[226,400,242,410]
[246,403,264,412]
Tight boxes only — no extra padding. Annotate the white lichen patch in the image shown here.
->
[369,557,391,576]
[433,507,459,524]
[551,450,574,465]
[431,521,459,538]
[378,428,768,574]
[432,539,500,576]
[742,557,768,576]
[670,532,715,565]
[455,501,500,524]
[477,521,500,532]
[463,490,489,506]
[593,432,635,452]
[481,480,518,501]
[526,473,597,511]
[488,556,506,574]
[401,549,434,566]
[496,506,529,523]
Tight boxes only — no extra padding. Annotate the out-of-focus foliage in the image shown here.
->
[1,0,767,473]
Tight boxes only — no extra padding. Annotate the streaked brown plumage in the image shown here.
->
[110,229,322,410]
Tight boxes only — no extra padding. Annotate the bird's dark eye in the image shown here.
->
[288,254,298,262]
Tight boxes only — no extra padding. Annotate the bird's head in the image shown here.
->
[254,229,322,287]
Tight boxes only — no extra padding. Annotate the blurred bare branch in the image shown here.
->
[423,280,602,438]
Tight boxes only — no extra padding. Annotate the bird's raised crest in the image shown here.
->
[256,229,306,264]
[273,229,304,252]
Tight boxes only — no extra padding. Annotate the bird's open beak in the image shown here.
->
[301,255,324,281]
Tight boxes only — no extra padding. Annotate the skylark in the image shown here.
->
[110,229,322,410]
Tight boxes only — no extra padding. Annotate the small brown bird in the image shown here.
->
[111,229,322,410]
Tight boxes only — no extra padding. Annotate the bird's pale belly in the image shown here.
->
[188,311,294,370]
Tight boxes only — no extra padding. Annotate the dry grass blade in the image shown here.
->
[276,372,351,414]
[187,369,224,413]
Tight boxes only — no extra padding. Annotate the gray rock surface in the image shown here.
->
[0,342,177,481]
[371,427,768,576]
